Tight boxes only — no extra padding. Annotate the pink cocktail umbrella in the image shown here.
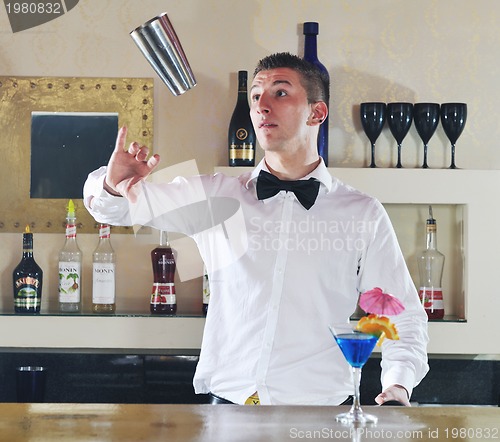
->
[359,287,405,316]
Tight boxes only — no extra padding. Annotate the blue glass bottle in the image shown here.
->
[303,22,330,166]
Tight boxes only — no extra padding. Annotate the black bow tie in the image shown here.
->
[256,170,320,210]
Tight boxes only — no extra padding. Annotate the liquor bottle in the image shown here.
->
[13,225,43,314]
[58,199,82,312]
[417,206,445,319]
[150,230,177,315]
[228,70,256,167]
[202,265,210,316]
[303,21,329,166]
[92,224,116,313]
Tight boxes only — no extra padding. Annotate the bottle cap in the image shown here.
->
[426,205,436,225]
[66,199,76,219]
[159,229,171,246]
[303,22,319,35]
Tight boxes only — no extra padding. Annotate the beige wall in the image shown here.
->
[0,0,497,315]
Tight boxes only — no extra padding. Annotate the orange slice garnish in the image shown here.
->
[356,314,399,346]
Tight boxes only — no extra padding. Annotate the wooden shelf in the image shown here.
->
[0,314,205,350]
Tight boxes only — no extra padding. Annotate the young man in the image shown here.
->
[84,52,428,406]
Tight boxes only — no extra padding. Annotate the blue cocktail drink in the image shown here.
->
[335,333,378,368]
[329,325,379,425]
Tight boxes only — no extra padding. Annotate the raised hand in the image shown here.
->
[104,126,160,200]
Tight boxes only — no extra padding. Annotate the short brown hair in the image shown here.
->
[253,52,330,105]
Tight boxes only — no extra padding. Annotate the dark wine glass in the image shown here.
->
[360,102,386,168]
[441,103,467,169]
[414,103,440,169]
[387,102,413,168]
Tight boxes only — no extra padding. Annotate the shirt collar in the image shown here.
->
[245,158,332,193]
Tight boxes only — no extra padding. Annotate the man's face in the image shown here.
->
[250,68,313,153]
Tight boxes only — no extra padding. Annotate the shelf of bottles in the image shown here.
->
[2,167,499,354]
[323,168,472,332]
[384,203,464,323]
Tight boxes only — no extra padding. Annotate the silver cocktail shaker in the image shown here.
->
[130,13,197,96]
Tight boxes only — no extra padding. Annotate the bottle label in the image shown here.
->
[92,262,116,304]
[99,225,111,239]
[229,143,255,160]
[418,287,444,311]
[236,128,249,141]
[151,282,176,305]
[14,276,42,309]
[58,261,81,303]
[65,224,77,238]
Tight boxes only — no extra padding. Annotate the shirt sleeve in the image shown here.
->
[357,199,429,398]
[83,166,133,226]
[83,166,229,236]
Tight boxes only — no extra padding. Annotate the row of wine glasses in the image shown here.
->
[360,102,467,169]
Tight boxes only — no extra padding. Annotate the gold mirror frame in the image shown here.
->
[0,76,153,233]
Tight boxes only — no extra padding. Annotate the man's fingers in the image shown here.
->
[135,146,150,161]
[375,387,411,407]
[116,128,154,165]
[146,154,160,170]
[114,126,128,153]
[128,142,140,155]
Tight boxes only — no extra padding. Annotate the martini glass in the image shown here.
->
[414,103,440,169]
[387,102,413,168]
[360,102,386,168]
[440,103,467,169]
[329,324,378,424]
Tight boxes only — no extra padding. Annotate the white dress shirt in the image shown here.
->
[83,159,429,405]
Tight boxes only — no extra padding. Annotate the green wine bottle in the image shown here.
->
[228,71,256,167]
[13,225,43,314]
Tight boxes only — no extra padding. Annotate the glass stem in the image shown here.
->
[351,367,362,417]
[370,143,376,168]
[396,144,402,168]
[450,143,457,169]
[422,144,429,168]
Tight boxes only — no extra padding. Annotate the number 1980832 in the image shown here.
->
[5,2,63,14]
[444,427,498,439]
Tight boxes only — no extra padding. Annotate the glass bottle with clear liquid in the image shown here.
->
[417,206,445,319]
[58,199,82,312]
[92,224,116,313]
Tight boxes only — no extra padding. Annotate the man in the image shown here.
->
[84,52,428,406]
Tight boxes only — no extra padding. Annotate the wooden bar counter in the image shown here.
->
[0,403,498,441]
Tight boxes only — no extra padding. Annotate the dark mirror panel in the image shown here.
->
[30,112,118,199]
[0,76,153,233]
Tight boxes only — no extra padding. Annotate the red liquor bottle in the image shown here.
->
[150,231,177,315]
